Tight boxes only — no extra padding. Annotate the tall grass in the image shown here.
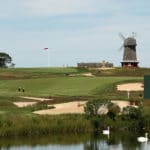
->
[0,115,91,137]
[0,113,150,137]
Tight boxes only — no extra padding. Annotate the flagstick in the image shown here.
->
[48,49,50,67]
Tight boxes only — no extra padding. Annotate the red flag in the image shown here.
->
[44,48,48,50]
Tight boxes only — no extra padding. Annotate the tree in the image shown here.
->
[0,52,12,67]
[84,99,111,117]
[107,103,120,120]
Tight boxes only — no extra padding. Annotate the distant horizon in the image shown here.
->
[8,63,150,69]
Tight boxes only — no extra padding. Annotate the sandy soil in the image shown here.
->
[70,72,94,77]
[117,83,143,91]
[34,101,87,115]
[20,96,53,101]
[14,96,53,107]
[14,102,37,107]
[81,73,94,77]
[14,100,134,114]
[33,100,133,115]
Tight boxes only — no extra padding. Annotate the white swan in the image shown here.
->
[137,133,148,142]
[102,127,110,135]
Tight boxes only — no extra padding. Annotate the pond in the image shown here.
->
[0,132,149,150]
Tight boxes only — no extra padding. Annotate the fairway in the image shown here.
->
[0,76,142,97]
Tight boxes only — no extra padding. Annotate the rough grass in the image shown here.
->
[0,67,149,79]
[0,115,91,137]
[0,67,88,79]
[90,67,150,76]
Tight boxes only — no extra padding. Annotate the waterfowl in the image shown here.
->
[102,127,110,135]
[137,133,148,142]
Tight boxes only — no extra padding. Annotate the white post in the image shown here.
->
[48,49,50,67]
[127,90,130,99]
[44,48,49,67]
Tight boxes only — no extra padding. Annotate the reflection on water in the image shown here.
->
[0,132,150,150]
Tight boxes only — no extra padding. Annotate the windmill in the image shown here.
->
[119,32,139,68]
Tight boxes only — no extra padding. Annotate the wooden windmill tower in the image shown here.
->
[119,33,139,68]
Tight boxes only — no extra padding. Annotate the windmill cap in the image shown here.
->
[124,37,136,46]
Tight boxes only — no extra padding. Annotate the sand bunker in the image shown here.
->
[20,96,53,101]
[14,102,37,107]
[70,72,94,77]
[117,83,143,91]
[81,73,94,77]
[14,96,53,108]
[33,100,134,115]
[111,100,131,111]
[34,101,87,115]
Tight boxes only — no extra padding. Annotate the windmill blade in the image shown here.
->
[118,33,126,40]
[118,45,124,51]
[131,32,137,38]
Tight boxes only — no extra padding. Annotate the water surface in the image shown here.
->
[0,132,149,150]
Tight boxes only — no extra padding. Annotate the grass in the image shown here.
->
[0,114,92,137]
[0,77,142,97]
[0,67,149,137]
[0,68,144,116]
[0,67,88,79]
[0,67,149,79]
[90,67,150,76]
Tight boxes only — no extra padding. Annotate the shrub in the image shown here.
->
[84,99,111,117]
[122,106,142,120]
[107,103,120,120]
[90,116,101,130]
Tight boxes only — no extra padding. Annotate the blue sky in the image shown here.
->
[0,0,150,68]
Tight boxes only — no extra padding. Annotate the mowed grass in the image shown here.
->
[0,77,142,97]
